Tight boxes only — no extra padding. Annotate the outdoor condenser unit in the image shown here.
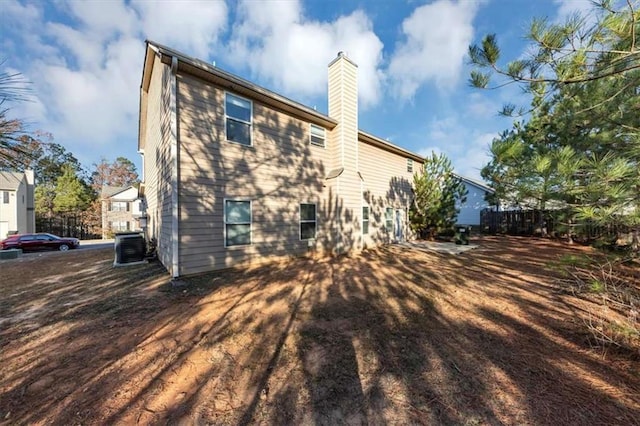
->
[114,232,146,266]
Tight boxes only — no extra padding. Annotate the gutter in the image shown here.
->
[147,40,338,130]
[170,55,180,278]
[358,130,424,163]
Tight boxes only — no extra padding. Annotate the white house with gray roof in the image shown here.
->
[101,185,143,238]
[0,170,35,239]
[455,174,495,226]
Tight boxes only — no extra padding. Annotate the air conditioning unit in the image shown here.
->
[114,232,146,266]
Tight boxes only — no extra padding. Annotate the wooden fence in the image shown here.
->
[480,209,629,241]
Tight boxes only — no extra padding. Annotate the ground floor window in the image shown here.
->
[300,203,317,240]
[362,206,369,235]
[385,207,393,231]
[225,200,252,246]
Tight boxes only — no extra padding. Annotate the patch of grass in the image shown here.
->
[588,279,605,294]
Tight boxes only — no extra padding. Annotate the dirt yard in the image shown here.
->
[0,237,638,425]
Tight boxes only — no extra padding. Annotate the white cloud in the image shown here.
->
[465,92,499,118]
[388,0,481,100]
[63,0,138,40]
[417,146,442,158]
[2,0,229,168]
[227,0,384,107]
[131,0,228,58]
[553,0,595,23]
[417,115,498,181]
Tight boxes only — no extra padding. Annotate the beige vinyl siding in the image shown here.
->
[142,55,174,273]
[177,73,334,275]
[327,55,362,252]
[359,139,421,247]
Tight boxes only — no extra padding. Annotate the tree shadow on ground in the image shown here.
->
[0,237,638,425]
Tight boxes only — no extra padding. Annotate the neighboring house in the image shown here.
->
[101,185,143,238]
[139,41,427,277]
[0,170,35,239]
[455,175,495,226]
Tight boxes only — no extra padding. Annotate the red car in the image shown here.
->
[1,233,80,252]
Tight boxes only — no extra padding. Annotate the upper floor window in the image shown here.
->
[2,191,8,204]
[111,201,129,212]
[407,158,413,173]
[310,124,326,147]
[225,93,252,146]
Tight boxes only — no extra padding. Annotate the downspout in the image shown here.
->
[169,55,180,278]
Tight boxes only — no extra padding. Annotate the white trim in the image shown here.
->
[170,55,180,278]
[224,198,252,247]
[309,123,326,148]
[224,91,253,147]
[354,61,358,176]
[339,61,345,167]
[139,152,145,182]
[299,202,317,241]
[407,158,413,173]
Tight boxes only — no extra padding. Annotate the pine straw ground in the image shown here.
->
[0,236,638,425]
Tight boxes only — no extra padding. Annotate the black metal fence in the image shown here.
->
[480,208,630,242]
[36,215,100,240]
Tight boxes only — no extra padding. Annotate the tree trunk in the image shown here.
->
[567,219,574,245]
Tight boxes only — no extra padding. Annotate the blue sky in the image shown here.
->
[1,0,593,181]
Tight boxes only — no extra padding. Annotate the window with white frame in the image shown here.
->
[111,201,128,212]
[300,203,317,240]
[2,191,8,204]
[310,124,326,147]
[362,206,369,235]
[385,207,393,231]
[110,221,130,232]
[225,200,251,246]
[225,93,252,146]
[407,158,413,173]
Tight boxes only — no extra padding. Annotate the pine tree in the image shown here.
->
[53,164,92,213]
[410,152,467,238]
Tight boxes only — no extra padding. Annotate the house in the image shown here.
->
[0,170,35,239]
[139,41,433,277]
[455,174,495,227]
[101,185,143,238]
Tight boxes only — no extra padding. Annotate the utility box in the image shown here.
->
[114,232,146,266]
[0,249,22,260]
[455,226,470,245]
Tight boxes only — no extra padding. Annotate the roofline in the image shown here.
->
[454,174,495,193]
[0,171,26,190]
[138,41,482,173]
[146,40,338,130]
[103,185,138,199]
[358,130,424,163]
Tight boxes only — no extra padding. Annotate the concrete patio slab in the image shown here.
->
[401,240,479,255]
